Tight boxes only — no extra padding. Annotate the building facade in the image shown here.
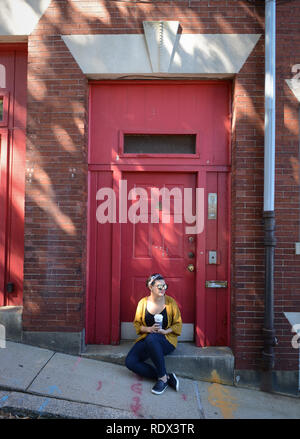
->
[0,0,299,395]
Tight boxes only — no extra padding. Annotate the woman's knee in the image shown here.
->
[145,333,166,350]
[144,333,158,344]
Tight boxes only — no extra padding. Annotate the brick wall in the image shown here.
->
[23,0,300,371]
[274,0,300,371]
[23,1,89,332]
[231,0,300,372]
[231,34,266,371]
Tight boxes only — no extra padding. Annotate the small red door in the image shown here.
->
[121,172,197,340]
[0,47,27,306]
[205,171,230,346]
[0,130,8,306]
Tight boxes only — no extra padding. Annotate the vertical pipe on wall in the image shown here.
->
[262,0,278,392]
[264,0,276,214]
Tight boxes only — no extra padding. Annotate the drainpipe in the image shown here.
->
[261,0,278,391]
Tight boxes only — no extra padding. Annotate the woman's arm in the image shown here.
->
[169,300,182,336]
[133,300,144,335]
[139,325,148,333]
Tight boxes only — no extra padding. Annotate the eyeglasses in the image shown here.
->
[156,284,168,291]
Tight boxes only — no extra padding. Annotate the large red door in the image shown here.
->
[87,81,231,346]
[121,172,197,340]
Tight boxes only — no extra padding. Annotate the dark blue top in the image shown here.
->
[145,307,168,329]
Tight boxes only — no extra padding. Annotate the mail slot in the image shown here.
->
[205,280,228,288]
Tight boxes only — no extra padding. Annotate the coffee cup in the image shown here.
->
[154,314,163,329]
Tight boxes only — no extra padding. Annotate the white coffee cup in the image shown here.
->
[154,314,163,329]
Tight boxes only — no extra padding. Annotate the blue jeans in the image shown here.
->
[125,333,175,380]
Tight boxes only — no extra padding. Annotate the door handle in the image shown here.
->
[187,264,195,272]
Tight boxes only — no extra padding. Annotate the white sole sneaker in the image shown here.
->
[168,373,179,392]
[151,381,168,395]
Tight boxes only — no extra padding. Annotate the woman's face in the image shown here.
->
[150,279,167,297]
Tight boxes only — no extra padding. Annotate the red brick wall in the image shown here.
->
[23,1,89,332]
[231,0,300,372]
[231,36,266,371]
[274,0,300,371]
[23,0,300,371]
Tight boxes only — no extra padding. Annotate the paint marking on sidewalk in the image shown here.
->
[38,385,61,413]
[71,357,82,372]
[207,373,238,419]
[130,377,143,417]
[0,395,9,406]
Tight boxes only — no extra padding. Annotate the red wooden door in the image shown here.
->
[0,130,8,306]
[204,171,230,346]
[121,172,197,339]
[0,47,27,306]
[87,81,231,346]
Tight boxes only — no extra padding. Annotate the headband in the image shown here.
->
[148,274,161,287]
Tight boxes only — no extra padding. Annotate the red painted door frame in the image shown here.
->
[0,129,9,306]
[0,45,27,306]
[86,81,232,347]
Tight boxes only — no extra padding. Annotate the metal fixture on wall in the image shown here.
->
[262,0,278,392]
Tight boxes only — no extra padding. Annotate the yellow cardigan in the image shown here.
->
[133,295,182,348]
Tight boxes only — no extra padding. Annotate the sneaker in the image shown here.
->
[151,379,168,395]
[168,373,179,391]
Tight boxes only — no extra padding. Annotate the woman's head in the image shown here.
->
[146,274,168,293]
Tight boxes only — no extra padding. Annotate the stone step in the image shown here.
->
[81,342,234,385]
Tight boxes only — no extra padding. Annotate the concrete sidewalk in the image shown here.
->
[0,341,299,419]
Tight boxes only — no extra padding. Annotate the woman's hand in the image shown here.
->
[140,324,160,334]
[157,328,167,335]
[150,326,170,335]
[140,325,172,335]
[148,323,161,333]
[158,328,172,335]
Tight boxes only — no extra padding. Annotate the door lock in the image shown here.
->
[187,264,195,272]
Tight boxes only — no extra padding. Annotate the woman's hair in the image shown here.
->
[146,273,165,288]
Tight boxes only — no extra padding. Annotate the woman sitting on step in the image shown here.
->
[125,273,182,395]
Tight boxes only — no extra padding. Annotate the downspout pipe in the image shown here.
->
[262,0,278,390]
